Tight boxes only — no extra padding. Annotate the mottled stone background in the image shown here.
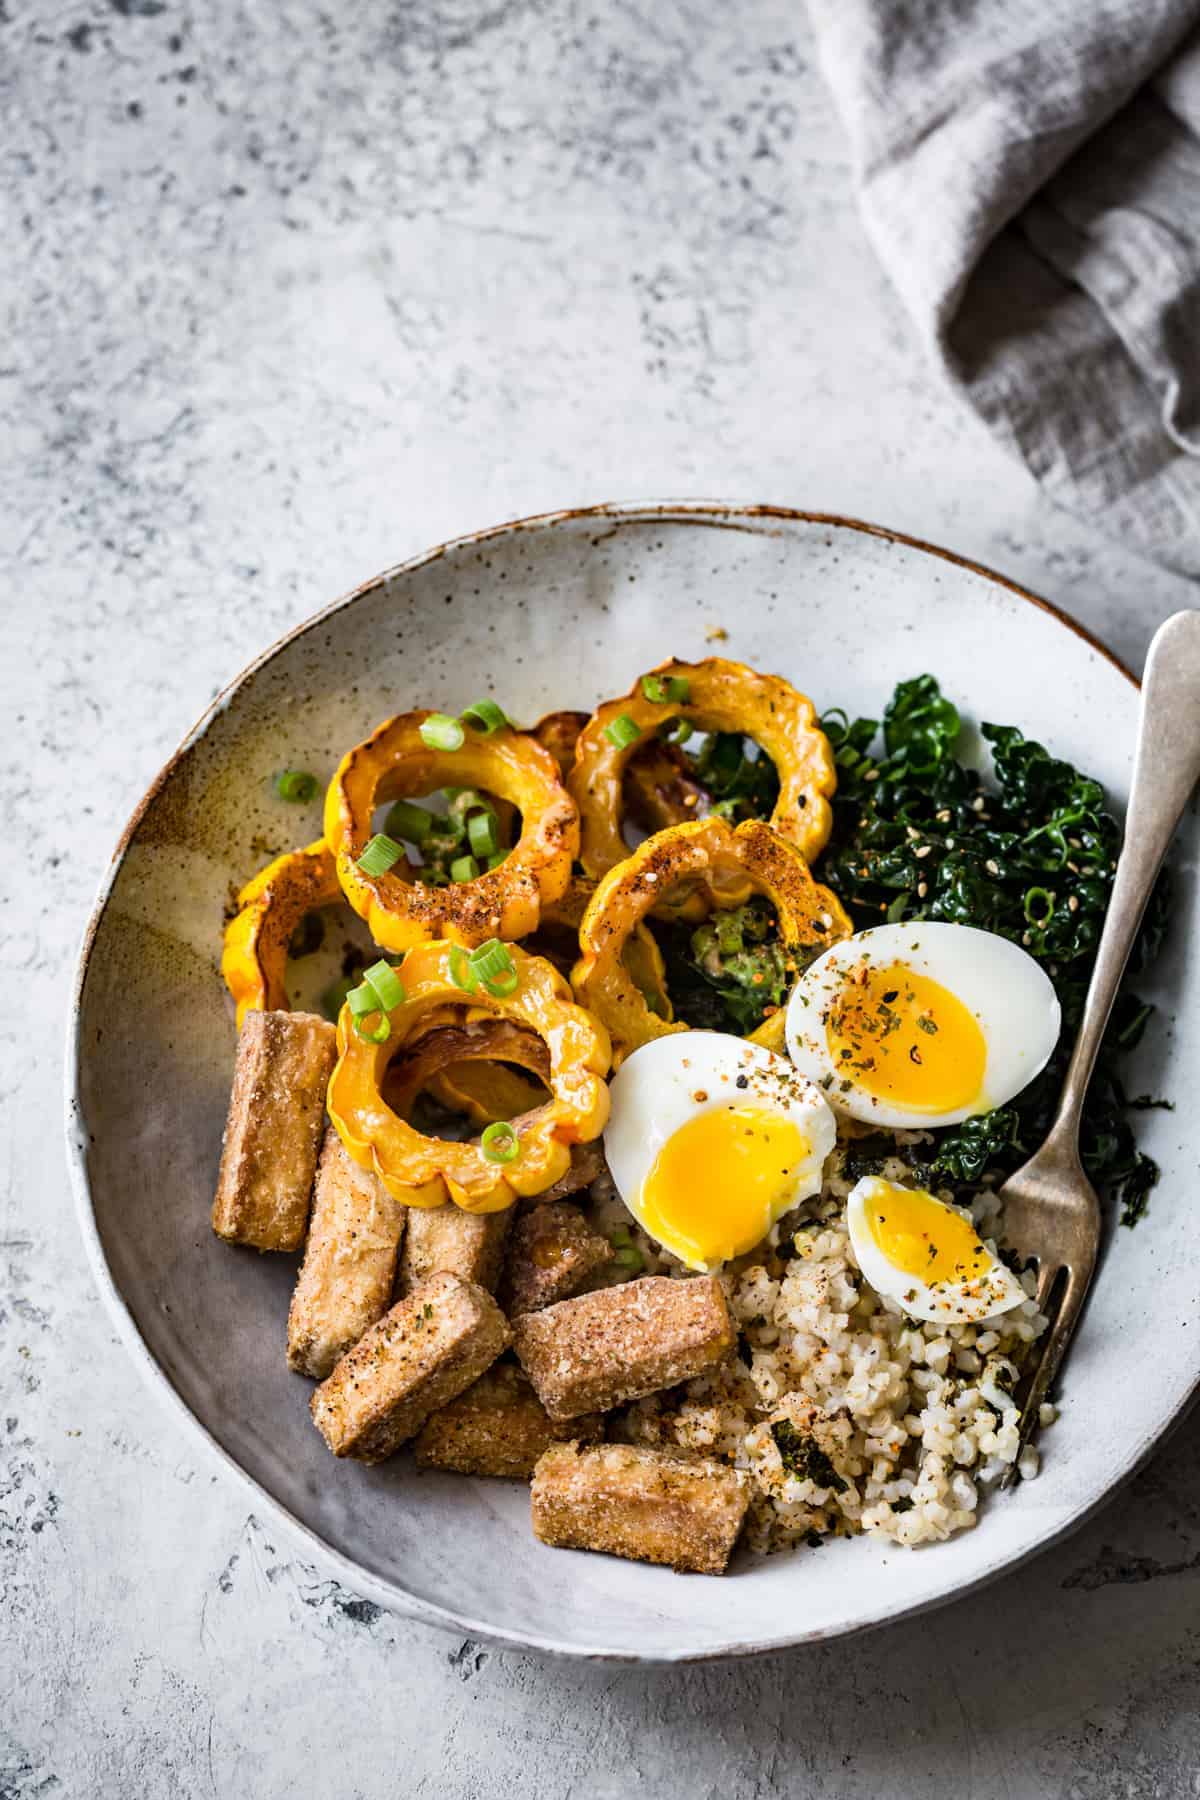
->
[3,2,1198,1795]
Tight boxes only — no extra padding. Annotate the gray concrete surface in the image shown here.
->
[3,2,1199,1795]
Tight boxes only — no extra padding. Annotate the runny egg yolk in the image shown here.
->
[866,1183,992,1285]
[639,1105,808,1269]
[825,961,986,1114]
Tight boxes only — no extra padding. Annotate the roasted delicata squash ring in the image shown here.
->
[328,941,611,1212]
[569,657,837,879]
[540,875,674,1022]
[221,839,341,1027]
[571,816,852,1065]
[536,708,702,839]
[387,1018,550,1124]
[533,709,588,780]
[325,711,578,953]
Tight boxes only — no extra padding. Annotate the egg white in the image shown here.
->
[846,1176,1027,1325]
[785,921,1061,1128]
[604,1032,837,1272]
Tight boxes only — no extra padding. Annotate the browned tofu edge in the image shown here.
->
[413,1363,603,1478]
[530,1441,750,1574]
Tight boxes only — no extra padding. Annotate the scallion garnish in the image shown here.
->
[276,769,319,804]
[468,938,513,982]
[662,717,695,747]
[449,853,480,883]
[641,674,690,706]
[486,850,508,869]
[461,699,509,735]
[449,945,478,992]
[385,799,435,845]
[353,1011,392,1044]
[467,809,500,859]
[604,713,642,750]
[480,1121,520,1164]
[362,958,406,1012]
[615,1244,645,1271]
[420,713,466,752]
[356,833,404,877]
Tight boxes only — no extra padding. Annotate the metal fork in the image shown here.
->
[998,610,1200,1488]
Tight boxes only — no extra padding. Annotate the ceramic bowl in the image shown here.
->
[67,504,1198,1661]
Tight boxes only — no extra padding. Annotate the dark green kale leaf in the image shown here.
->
[658,898,791,1035]
[818,678,1168,1223]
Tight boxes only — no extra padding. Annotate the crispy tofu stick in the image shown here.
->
[286,1129,409,1379]
[512,1275,734,1420]
[414,1362,602,1478]
[211,1010,336,1251]
[531,1443,749,1574]
[311,1271,510,1463]
[501,1202,612,1316]
[396,1202,512,1296]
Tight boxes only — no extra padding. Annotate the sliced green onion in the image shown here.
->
[480,1121,520,1165]
[604,713,642,750]
[346,981,379,1017]
[486,850,508,870]
[353,1011,391,1044]
[1024,886,1055,925]
[615,1244,645,1272]
[661,717,695,747]
[886,892,909,924]
[385,799,435,845]
[449,945,478,992]
[467,809,500,859]
[482,968,519,998]
[609,1225,632,1248]
[420,713,465,752]
[356,833,404,877]
[468,938,514,983]
[276,769,319,804]
[449,853,480,883]
[461,698,509,735]
[641,673,690,706]
[363,958,406,1012]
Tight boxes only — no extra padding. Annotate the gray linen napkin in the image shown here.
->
[808,0,1200,576]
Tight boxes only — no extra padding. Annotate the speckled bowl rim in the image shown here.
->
[66,499,1180,1665]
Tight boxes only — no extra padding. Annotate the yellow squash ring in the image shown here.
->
[221,839,341,1027]
[328,941,611,1213]
[568,656,837,880]
[325,711,578,953]
[571,816,852,1066]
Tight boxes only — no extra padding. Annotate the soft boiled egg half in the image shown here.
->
[785,921,1061,1129]
[604,1033,837,1272]
[847,1176,1027,1323]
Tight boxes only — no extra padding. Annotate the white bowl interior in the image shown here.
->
[69,507,1198,1659]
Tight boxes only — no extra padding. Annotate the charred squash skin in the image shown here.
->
[325,711,578,953]
[221,840,341,1027]
[328,942,611,1213]
[571,816,852,1066]
[568,657,837,881]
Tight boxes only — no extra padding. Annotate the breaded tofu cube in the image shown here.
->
[311,1271,510,1463]
[413,1362,603,1478]
[211,1010,336,1251]
[396,1202,512,1296]
[531,1442,749,1574]
[529,1138,608,1204]
[512,1275,734,1421]
[501,1202,612,1315]
[286,1129,409,1379]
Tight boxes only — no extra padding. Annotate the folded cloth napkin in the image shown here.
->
[808,0,1200,576]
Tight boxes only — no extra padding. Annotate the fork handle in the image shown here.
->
[1052,611,1200,1146]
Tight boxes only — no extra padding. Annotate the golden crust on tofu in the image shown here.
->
[287,1129,409,1379]
[396,1202,512,1296]
[311,1271,510,1463]
[531,1442,749,1574]
[413,1361,602,1478]
[512,1275,734,1421]
[211,1010,336,1252]
[501,1202,612,1316]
